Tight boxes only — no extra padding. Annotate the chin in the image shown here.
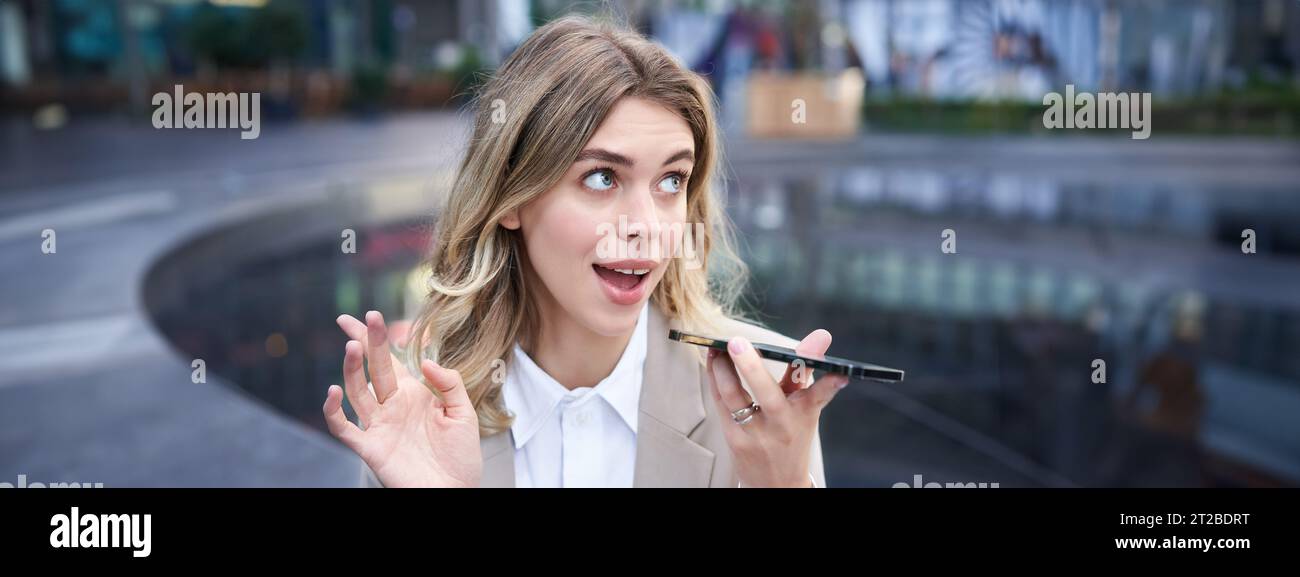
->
[582,300,645,336]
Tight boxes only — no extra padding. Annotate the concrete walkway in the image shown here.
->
[0,113,466,486]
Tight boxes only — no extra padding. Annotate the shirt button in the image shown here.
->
[575,411,591,426]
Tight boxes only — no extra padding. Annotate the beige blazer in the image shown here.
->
[363,305,826,488]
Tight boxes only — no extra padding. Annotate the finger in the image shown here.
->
[726,337,787,414]
[342,340,378,426]
[709,348,753,414]
[336,314,367,342]
[323,385,365,451]
[421,359,475,422]
[365,311,399,403]
[706,350,748,438]
[339,313,412,379]
[803,372,850,411]
[780,329,832,395]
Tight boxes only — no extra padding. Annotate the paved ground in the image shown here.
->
[0,112,466,487]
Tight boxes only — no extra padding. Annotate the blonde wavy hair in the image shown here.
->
[404,14,749,436]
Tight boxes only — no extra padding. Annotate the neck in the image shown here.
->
[525,278,635,391]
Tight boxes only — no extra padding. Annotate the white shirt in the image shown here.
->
[501,304,648,488]
[500,303,818,488]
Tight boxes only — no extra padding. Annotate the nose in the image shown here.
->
[619,187,659,242]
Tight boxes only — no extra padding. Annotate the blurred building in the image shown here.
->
[0,0,535,114]
[3,0,1297,114]
[844,0,1300,100]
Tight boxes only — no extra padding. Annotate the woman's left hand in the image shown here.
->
[706,329,849,488]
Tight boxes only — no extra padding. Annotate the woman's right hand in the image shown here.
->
[322,311,483,488]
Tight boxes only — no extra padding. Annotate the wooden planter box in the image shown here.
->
[745,69,864,139]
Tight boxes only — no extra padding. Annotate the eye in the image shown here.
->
[583,169,616,191]
[658,173,685,194]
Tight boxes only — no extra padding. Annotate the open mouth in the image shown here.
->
[592,262,653,305]
[593,264,648,289]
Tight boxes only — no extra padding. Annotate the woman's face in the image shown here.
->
[502,96,694,337]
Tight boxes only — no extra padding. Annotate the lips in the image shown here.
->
[592,261,655,306]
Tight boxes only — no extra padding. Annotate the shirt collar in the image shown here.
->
[503,303,648,449]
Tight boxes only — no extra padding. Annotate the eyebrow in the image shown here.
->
[661,149,694,166]
[574,148,632,167]
[573,147,694,168]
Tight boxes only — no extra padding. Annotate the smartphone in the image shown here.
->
[669,330,905,383]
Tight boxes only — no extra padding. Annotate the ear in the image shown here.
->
[499,208,521,230]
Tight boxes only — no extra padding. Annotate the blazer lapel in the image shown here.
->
[477,305,716,488]
[632,306,716,487]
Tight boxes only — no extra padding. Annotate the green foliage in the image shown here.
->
[863,93,1300,137]
[449,45,488,100]
[349,62,388,111]
[187,0,308,69]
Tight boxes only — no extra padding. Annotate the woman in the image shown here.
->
[321,15,850,488]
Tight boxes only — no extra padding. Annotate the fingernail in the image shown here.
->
[728,337,750,356]
[707,348,717,359]
[835,377,849,389]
